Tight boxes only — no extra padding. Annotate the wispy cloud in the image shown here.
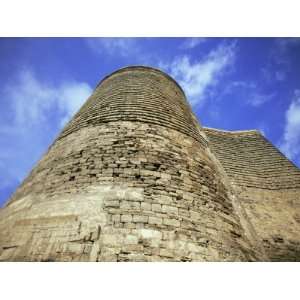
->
[262,38,300,84]
[224,80,275,107]
[3,69,92,128]
[275,38,300,52]
[57,82,92,126]
[160,41,236,106]
[86,38,139,57]
[261,67,286,83]
[0,68,92,198]
[180,38,206,50]
[4,70,56,126]
[248,92,275,107]
[275,70,286,81]
[279,90,300,162]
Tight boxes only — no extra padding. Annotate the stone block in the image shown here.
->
[104,200,119,208]
[67,243,84,253]
[132,215,148,223]
[160,173,171,180]
[159,248,173,258]
[148,216,163,225]
[124,234,138,245]
[137,228,162,240]
[112,214,121,222]
[152,203,162,212]
[163,218,180,227]
[141,202,151,211]
[190,210,200,221]
[158,195,173,205]
[162,205,178,214]
[121,214,132,223]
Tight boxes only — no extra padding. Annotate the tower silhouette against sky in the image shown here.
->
[0,66,299,261]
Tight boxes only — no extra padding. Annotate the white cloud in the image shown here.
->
[86,38,139,57]
[160,42,236,106]
[261,66,287,84]
[224,80,275,107]
[248,92,275,107]
[275,70,286,81]
[276,38,300,52]
[0,69,92,195]
[228,80,256,92]
[262,38,300,83]
[180,38,206,49]
[4,69,92,128]
[280,90,300,161]
[5,70,56,126]
[57,82,92,126]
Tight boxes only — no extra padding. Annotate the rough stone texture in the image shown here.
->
[0,66,298,261]
[203,128,300,261]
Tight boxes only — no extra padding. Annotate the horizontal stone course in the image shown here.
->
[203,127,300,261]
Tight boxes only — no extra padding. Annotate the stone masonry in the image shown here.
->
[0,66,299,261]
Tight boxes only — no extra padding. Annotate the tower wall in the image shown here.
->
[0,67,261,261]
[203,128,300,261]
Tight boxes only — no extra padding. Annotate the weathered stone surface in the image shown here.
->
[203,128,300,261]
[0,66,298,261]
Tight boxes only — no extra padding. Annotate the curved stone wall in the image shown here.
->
[59,66,207,146]
[0,67,260,261]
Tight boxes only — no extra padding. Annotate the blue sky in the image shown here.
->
[1,37,300,207]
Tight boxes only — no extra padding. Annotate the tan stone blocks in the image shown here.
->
[102,234,122,247]
[151,203,162,212]
[132,215,148,223]
[162,231,175,240]
[137,228,162,240]
[140,170,161,178]
[163,218,180,227]
[104,200,119,208]
[162,205,178,214]
[160,173,171,180]
[148,216,163,225]
[186,242,199,252]
[102,168,114,176]
[178,208,189,217]
[112,214,121,222]
[123,168,135,175]
[141,202,151,211]
[124,234,138,245]
[159,248,173,258]
[124,188,144,201]
[121,214,132,223]
[120,200,140,210]
[190,210,201,221]
[182,192,194,201]
[157,195,173,205]
[124,223,136,229]
[121,252,145,261]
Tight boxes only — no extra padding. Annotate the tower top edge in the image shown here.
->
[96,65,187,98]
[203,126,262,135]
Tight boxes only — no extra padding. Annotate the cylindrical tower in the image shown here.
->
[0,66,259,261]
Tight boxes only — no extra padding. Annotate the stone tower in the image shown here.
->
[0,66,299,261]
